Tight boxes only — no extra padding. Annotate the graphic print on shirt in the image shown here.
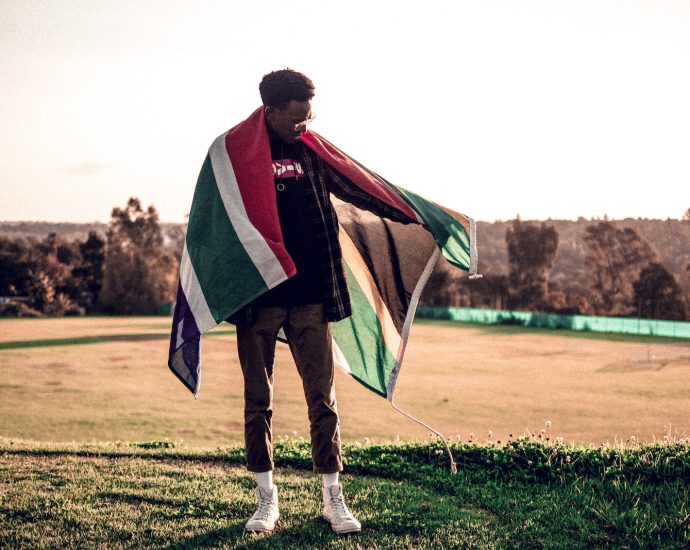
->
[272,158,304,179]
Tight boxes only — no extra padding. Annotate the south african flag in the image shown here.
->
[168,107,477,400]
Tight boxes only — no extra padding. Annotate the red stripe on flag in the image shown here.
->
[224,107,295,277]
[299,131,419,222]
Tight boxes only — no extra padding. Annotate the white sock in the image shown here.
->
[255,471,273,491]
[322,472,339,488]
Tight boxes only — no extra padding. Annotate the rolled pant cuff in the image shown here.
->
[313,462,343,474]
[247,462,274,473]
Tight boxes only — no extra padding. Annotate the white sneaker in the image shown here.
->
[322,483,361,534]
[245,485,279,533]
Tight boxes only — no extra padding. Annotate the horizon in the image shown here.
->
[1,212,687,227]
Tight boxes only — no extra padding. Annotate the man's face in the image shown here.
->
[266,99,313,144]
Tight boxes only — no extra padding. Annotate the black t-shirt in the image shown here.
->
[253,139,324,306]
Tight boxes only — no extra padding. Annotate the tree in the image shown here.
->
[420,266,453,307]
[0,237,33,297]
[459,274,509,310]
[505,218,559,311]
[583,222,658,316]
[633,262,688,320]
[71,231,105,311]
[26,233,81,315]
[99,198,177,314]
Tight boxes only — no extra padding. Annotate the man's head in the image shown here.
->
[259,69,315,144]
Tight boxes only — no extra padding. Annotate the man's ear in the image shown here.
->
[264,106,275,127]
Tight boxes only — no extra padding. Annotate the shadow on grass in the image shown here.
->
[166,517,346,550]
[0,331,235,350]
[165,521,247,550]
[99,490,181,508]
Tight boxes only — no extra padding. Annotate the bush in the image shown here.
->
[0,301,42,318]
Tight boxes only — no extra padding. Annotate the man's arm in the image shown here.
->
[323,162,413,225]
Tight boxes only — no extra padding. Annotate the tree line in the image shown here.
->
[421,215,690,321]
[1,200,688,320]
[0,198,182,316]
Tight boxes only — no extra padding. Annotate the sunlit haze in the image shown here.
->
[2,0,689,223]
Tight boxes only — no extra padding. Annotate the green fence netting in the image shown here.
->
[415,307,690,339]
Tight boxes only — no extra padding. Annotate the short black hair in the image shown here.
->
[259,69,315,109]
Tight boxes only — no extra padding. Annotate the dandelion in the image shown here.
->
[469,432,475,441]
[434,449,443,456]
[292,431,297,436]
[545,421,552,428]
[663,435,669,443]
[527,460,533,466]
[556,437,564,444]
[364,437,371,445]
[456,434,462,441]
[565,456,571,463]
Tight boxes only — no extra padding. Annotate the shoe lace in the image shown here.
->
[329,494,351,520]
[254,494,274,521]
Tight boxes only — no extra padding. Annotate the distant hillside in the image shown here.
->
[474,219,690,294]
[3,218,689,285]
[0,221,181,242]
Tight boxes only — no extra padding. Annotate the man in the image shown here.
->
[169,67,478,536]
[237,69,411,534]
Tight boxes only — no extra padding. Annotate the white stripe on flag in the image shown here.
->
[209,133,288,288]
[180,242,216,332]
[469,216,479,276]
[332,340,352,375]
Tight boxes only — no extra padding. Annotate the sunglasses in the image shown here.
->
[270,107,317,131]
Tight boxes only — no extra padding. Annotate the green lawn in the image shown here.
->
[1,438,688,549]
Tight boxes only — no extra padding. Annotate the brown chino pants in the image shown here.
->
[236,303,343,474]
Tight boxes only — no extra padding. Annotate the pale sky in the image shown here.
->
[1,0,689,223]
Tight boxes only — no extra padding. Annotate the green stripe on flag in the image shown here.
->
[394,186,472,271]
[186,155,268,321]
[331,263,398,397]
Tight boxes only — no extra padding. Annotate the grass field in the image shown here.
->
[1,317,689,548]
[0,316,688,447]
[1,438,688,549]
